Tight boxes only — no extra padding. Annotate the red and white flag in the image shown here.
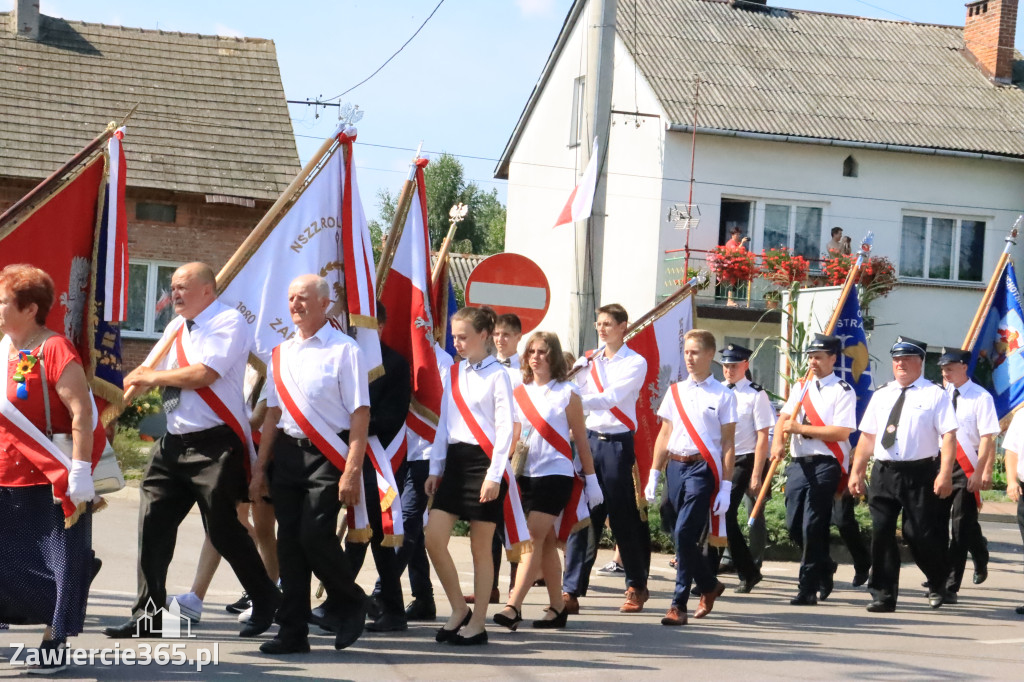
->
[380,158,445,442]
[553,137,599,229]
[103,127,129,322]
[626,294,695,489]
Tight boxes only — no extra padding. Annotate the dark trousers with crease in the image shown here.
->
[667,459,717,610]
[723,453,760,581]
[385,459,433,601]
[563,431,649,595]
[946,465,987,593]
[832,492,871,575]
[785,456,841,594]
[867,457,950,605]
[272,436,365,637]
[345,461,405,616]
[133,427,277,619]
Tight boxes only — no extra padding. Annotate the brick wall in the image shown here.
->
[964,0,1019,82]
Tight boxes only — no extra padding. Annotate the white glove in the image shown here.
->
[584,473,604,509]
[572,355,590,370]
[712,479,733,515]
[644,469,661,503]
[67,459,95,506]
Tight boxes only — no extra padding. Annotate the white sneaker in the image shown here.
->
[596,561,625,576]
[237,606,253,623]
[167,592,203,623]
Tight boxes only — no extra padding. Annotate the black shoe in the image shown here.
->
[240,589,282,638]
[493,605,522,631]
[405,599,437,622]
[851,570,869,588]
[819,575,835,601]
[531,607,568,629]
[104,613,161,639]
[365,594,384,620]
[310,605,340,633]
[91,556,103,582]
[25,639,69,675]
[1015,605,1024,615]
[436,609,472,643]
[973,563,988,585]
[335,599,368,650]
[790,592,818,606]
[451,630,488,645]
[928,591,946,609]
[866,600,896,613]
[259,636,310,655]
[366,611,408,632]
[944,592,958,605]
[226,591,251,614]
[734,574,763,594]
[718,560,736,574]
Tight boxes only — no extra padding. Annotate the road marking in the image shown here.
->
[979,638,1024,644]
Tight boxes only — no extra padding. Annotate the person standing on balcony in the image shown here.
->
[827,227,852,257]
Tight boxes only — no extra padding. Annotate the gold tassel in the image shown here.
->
[631,463,648,522]
[64,502,87,529]
[505,539,533,563]
[346,527,374,544]
[349,313,378,329]
[708,535,729,548]
[92,497,108,514]
[380,486,398,510]
[367,364,385,382]
[380,533,404,549]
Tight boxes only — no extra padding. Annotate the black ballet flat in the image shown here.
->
[493,605,522,631]
[435,608,472,643]
[451,630,488,646]
[531,607,568,629]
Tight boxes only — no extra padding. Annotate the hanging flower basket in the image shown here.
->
[820,254,898,309]
[760,247,810,287]
[707,246,757,286]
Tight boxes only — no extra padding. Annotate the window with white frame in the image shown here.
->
[123,260,181,338]
[761,203,824,262]
[899,214,986,282]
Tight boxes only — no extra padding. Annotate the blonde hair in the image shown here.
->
[684,329,716,353]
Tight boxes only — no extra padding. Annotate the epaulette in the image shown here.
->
[838,380,852,391]
[750,382,764,392]
[932,380,943,388]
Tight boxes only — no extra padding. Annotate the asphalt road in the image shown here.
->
[2,486,1023,680]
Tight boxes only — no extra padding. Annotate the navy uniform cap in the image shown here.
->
[720,343,753,364]
[890,335,927,358]
[804,333,841,355]
[937,347,970,366]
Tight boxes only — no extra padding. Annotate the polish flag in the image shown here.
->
[380,158,445,441]
[553,138,599,228]
[625,295,695,489]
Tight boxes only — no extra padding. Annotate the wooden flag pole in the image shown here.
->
[961,218,1021,352]
[430,203,469,289]
[121,131,343,406]
[747,233,874,525]
[374,143,424,296]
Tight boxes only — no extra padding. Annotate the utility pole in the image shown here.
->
[572,0,616,354]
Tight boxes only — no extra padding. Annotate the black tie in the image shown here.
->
[952,388,960,410]
[727,383,736,389]
[161,319,196,414]
[880,387,909,450]
[500,358,512,367]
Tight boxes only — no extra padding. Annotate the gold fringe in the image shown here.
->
[346,527,373,544]
[367,363,385,382]
[409,397,439,426]
[632,463,648,522]
[708,535,729,548]
[380,533,404,548]
[64,502,87,529]
[349,313,378,329]
[92,497,108,514]
[505,539,533,563]
[380,486,397,510]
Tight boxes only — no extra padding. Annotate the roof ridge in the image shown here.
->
[0,11,273,44]
[695,0,963,31]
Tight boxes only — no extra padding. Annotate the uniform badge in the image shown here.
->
[885,424,896,434]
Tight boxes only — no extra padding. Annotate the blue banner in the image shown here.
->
[443,280,458,358]
[90,177,126,402]
[832,289,873,445]
[969,261,1024,419]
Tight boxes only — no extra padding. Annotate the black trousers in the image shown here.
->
[272,436,365,637]
[133,426,277,619]
[563,431,650,594]
[946,465,987,593]
[723,453,760,581]
[345,460,405,616]
[832,492,870,575]
[387,459,433,600]
[867,458,950,605]
[785,456,841,593]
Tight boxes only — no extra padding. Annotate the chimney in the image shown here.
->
[964,0,1018,83]
[13,0,40,40]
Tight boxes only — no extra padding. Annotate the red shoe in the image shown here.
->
[694,582,725,618]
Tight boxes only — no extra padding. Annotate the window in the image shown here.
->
[136,202,177,223]
[842,155,858,177]
[569,76,585,148]
[718,199,753,245]
[899,215,986,282]
[123,260,180,338]
[761,203,823,262]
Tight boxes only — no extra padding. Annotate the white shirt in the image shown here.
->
[578,345,647,434]
[945,379,1000,452]
[430,356,516,483]
[407,343,455,462]
[859,376,958,462]
[1001,410,1024,483]
[728,377,776,454]
[500,353,523,389]
[146,300,252,436]
[656,375,737,457]
[265,323,370,439]
[514,380,578,478]
[781,373,857,457]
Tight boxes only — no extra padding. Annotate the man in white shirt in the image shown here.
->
[107,263,280,639]
[937,348,999,600]
[563,304,650,614]
[849,336,958,612]
[772,334,857,606]
[249,274,371,654]
[999,410,1024,615]
[719,343,775,594]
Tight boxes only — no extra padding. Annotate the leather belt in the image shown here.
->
[282,431,350,450]
[169,424,233,446]
[669,453,702,464]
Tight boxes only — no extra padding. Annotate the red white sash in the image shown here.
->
[175,324,255,480]
[0,336,105,519]
[451,362,530,559]
[513,384,591,540]
[798,380,852,473]
[271,344,371,540]
[365,428,406,547]
[954,433,982,508]
[586,350,636,431]
[670,383,727,546]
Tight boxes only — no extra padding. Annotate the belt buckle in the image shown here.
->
[597,433,610,442]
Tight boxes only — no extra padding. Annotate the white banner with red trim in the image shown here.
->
[365,432,405,547]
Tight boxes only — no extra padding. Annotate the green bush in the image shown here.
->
[117,389,162,429]
[112,426,153,480]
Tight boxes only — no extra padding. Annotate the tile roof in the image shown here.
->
[0,13,299,200]
[432,252,486,292]
[620,0,1024,157]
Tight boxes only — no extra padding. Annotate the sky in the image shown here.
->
[5,0,1022,223]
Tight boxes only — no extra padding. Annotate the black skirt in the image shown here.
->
[432,443,508,524]
[0,484,92,640]
[517,474,574,516]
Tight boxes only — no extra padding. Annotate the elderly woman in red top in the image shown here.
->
[0,264,97,673]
